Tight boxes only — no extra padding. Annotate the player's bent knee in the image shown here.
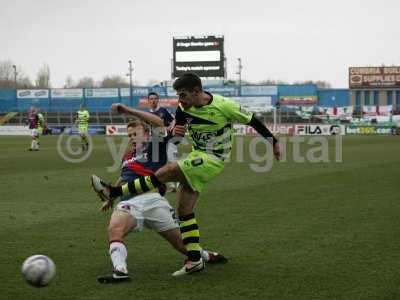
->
[108,225,125,240]
[108,212,136,239]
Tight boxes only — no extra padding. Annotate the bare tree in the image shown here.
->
[75,76,97,88]
[63,76,75,88]
[257,79,278,85]
[18,75,34,89]
[100,75,129,88]
[0,60,15,88]
[35,63,51,88]
[0,60,34,89]
[294,80,331,88]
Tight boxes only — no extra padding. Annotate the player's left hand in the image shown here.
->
[273,143,281,161]
[100,199,114,212]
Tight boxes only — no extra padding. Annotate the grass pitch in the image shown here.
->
[0,135,399,300]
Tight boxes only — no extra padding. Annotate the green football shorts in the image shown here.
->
[78,125,88,134]
[177,150,225,193]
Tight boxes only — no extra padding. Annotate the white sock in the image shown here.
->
[30,140,35,149]
[167,182,177,189]
[109,241,128,273]
[200,248,209,262]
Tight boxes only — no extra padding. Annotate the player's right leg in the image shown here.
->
[79,127,89,151]
[171,184,205,276]
[143,195,228,267]
[29,129,39,151]
[97,211,136,284]
[29,137,35,151]
[167,152,225,276]
[143,198,204,276]
[159,228,228,265]
[91,162,184,201]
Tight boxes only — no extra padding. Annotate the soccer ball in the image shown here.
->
[21,255,56,287]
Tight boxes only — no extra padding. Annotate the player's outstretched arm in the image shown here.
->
[247,116,281,160]
[111,103,164,127]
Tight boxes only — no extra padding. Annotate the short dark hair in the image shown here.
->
[173,73,202,91]
[148,92,159,99]
[127,120,149,133]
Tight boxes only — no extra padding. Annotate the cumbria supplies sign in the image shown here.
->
[349,66,400,88]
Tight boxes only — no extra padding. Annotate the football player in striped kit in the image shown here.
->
[92,104,227,283]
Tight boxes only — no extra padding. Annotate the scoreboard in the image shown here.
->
[173,35,225,78]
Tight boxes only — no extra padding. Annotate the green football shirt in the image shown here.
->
[175,92,253,159]
[76,110,90,127]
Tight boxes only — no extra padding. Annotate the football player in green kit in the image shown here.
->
[92,73,281,276]
[75,104,90,151]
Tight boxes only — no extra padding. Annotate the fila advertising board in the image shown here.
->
[173,36,225,78]
[295,124,345,136]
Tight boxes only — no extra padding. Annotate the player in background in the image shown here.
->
[75,104,90,151]
[28,107,44,151]
[92,104,227,284]
[147,92,178,192]
[92,73,281,276]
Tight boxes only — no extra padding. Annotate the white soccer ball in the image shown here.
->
[21,255,56,287]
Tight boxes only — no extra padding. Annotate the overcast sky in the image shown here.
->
[1,0,399,88]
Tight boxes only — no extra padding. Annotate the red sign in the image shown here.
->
[138,98,178,108]
[279,96,317,105]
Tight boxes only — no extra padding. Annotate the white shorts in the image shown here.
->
[78,126,88,135]
[167,143,178,162]
[115,193,178,233]
[31,128,38,137]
